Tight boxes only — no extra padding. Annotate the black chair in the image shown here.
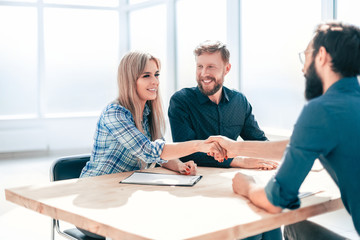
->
[50,154,105,240]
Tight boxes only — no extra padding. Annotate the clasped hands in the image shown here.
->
[203,135,236,162]
[203,136,279,171]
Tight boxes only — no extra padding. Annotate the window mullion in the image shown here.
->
[37,0,45,119]
[321,0,336,20]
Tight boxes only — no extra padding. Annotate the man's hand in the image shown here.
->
[232,172,255,198]
[205,136,236,161]
[232,172,283,214]
[206,136,289,161]
[231,156,279,170]
[199,140,227,162]
[179,161,197,175]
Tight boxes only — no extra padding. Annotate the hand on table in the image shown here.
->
[231,156,279,170]
[232,172,255,198]
[179,161,197,175]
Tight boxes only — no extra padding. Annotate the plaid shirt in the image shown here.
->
[80,101,166,177]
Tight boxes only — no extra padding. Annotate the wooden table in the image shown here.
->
[5,166,343,240]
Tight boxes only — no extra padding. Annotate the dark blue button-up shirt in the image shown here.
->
[168,86,267,167]
[265,77,360,235]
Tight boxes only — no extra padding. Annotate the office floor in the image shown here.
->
[0,151,359,240]
[0,150,89,240]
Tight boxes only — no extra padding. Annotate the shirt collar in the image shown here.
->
[325,76,360,94]
[195,86,230,104]
[142,103,151,138]
[143,103,151,117]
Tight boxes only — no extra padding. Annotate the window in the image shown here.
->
[43,8,118,116]
[0,6,38,118]
[43,0,118,7]
[0,2,119,119]
[0,0,346,152]
[129,0,149,5]
[0,1,121,152]
[176,0,227,90]
[337,0,360,26]
[129,4,167,104]
[240,0,322,132]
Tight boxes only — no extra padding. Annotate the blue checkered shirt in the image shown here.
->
[80,101,167,177]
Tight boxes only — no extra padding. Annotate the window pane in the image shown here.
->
[0,0,36,2]
[0,6,38,117]
[44,0,118,7]
[337,0,360,26]
[43,8,118,115]
[128,0,149,5]
[129,4,167,104]
[241,0,321,131]
[176,0,227,89]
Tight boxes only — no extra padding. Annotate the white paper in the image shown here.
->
[120,172,202,186]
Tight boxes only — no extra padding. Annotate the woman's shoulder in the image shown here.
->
[101,100,132,120]
[103,100,127,111]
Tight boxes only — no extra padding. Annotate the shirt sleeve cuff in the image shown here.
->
[153,139,167,164]
[265,176,301,210]
[223,158,234,168]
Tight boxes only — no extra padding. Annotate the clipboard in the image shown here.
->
[120,172,202,187]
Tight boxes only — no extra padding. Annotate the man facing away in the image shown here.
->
[208,22,360,239]
[168,40,281,239]
[168,40,279,170]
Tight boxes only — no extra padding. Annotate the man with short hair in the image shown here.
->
[168,40,281,240]
[168,40,279,170]
[208,22,360,239]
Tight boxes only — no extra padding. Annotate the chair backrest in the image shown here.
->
[50,154,90,182]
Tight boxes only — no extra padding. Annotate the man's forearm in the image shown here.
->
[231,140,289,159]
[233,172,283,213]
[248,186,283,214]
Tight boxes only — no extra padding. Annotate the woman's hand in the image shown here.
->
[178,161,197,175]
[199,140,227,162]
[205,136,236,161]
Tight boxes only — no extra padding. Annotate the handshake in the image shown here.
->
[201,136,239,162]
[199,136,287,170]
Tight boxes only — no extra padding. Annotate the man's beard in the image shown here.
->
[305,61,323,101]
[197,76,223,96]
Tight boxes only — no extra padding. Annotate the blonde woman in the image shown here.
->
[81,51,223,179]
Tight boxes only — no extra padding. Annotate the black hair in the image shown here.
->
[312,22,360,77]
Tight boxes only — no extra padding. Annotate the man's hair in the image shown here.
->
[312,22,360,77]
[194,40,230,63]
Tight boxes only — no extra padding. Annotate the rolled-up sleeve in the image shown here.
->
[103,105,167,164]
[265,175,301,209]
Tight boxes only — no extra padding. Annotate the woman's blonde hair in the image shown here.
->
[117,51,165,140]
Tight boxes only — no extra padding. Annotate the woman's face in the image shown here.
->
[136,59,160,106]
